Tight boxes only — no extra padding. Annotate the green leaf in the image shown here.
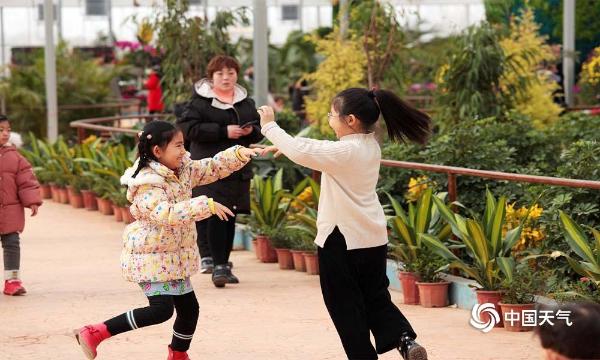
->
[559,211,597,265]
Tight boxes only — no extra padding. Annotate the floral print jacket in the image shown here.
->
[119,146,249,283]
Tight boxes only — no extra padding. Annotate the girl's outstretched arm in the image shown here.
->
[258,107,352,173]
[190,145,261,188]
[131,185,233,226]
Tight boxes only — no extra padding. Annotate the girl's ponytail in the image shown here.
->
[332,88,432,145]
[371,89,431,145]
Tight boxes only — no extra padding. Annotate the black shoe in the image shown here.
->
[398,335,427,360]
[212,265,228,288]
[225,264,239,284]
[200,257,214,274]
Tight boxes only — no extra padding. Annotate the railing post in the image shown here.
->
[77,127,85,144]
[447,173,457,205]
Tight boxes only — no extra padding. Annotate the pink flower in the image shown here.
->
[581,277,590,282]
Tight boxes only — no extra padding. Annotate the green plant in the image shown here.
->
[501,263,546,304]
[0,42,122,136]
[551,211,600,286]
[412,249,448,283]
[286,177,321,240]
[266,227,310,250]
[249,169,293,235]
[435,23,529,127]
[154,0,249,107]
[420,189,526,290]
[386,189,452,271]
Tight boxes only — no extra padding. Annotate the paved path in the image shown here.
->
[0,202,543,359]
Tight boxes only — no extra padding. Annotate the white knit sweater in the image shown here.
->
[261,122,388,250]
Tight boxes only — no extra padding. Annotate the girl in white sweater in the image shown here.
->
[258,88,431,360]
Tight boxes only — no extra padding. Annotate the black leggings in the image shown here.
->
[104,291,199,351]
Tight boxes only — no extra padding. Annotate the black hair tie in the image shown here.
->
[367,90,376,99]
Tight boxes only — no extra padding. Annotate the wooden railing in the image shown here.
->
[70,113,600,198]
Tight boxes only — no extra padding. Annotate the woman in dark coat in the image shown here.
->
[177,55,263,288]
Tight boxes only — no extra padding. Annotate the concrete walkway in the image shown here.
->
[0,202,543,359]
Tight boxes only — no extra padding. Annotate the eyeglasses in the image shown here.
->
[327,112,339,119]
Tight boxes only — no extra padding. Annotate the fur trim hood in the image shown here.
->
[193,78,248,110]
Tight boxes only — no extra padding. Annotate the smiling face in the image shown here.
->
[212,67,238,93]
[327,105,363,139]
[0,120,10,146]
[152,131,186,171]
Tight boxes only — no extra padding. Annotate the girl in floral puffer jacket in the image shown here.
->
[74,121,260,360]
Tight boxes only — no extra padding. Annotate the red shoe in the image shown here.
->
[73,323,111,359]
[168,346,191,360]
[3,279,26,296]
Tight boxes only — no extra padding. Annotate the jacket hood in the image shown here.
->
[193,78,248,110]
[120,153,193,200]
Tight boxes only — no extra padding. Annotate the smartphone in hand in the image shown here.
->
[240,121,258,129]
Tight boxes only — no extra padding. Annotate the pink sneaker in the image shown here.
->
[3,279,26,296]
[168,346,191,360]
[73,323,111,359]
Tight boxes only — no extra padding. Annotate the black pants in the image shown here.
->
[318,227,416,360]
[196,215,236,265]
[1,232,20,271]
[104,291,199,352]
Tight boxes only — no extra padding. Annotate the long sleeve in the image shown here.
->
[132,185,214,226]
[261,122,353,173]
[16,155,42,207]
[190,146,250,188]
[177,100,228,143]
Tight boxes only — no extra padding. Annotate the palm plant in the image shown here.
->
[387,188,452,272]
[420,189,526,290]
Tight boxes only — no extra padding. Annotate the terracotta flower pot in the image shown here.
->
[275,248,294,270]
[399,272,420,305]
[476,290,504,328]
[257,235,278,263]
[81,190,98,211]
[67,187,84,209]
[112,205,123,222]
[499,303,535,332]
[57,187,69,204]
[97,198,114,215]
[40,184,52,199]
[252,239,259,259]
[416,281,450,308]
[291,250,307,272]
[303,252,319,275]
[122,206,135,224]
[50,184,60,202]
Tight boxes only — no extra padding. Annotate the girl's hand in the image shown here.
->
[30,205,39,217]
[238,147,262,159]
[261,146,282,158]
[257,106,275,127]
[213,201,234,221]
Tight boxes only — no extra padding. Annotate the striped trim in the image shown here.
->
[173,330,194,340]
[126,311,139,330]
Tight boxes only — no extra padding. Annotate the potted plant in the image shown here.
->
[387,189,452,305]
[67,176,85,209]
[249,170,297,263]
[499,264,545,332]
[414,249,450,308]
[268,227,306,270]
[290,239,307,272]
[421,190,529,327]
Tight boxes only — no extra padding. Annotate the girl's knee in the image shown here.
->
[151,301,175,323]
